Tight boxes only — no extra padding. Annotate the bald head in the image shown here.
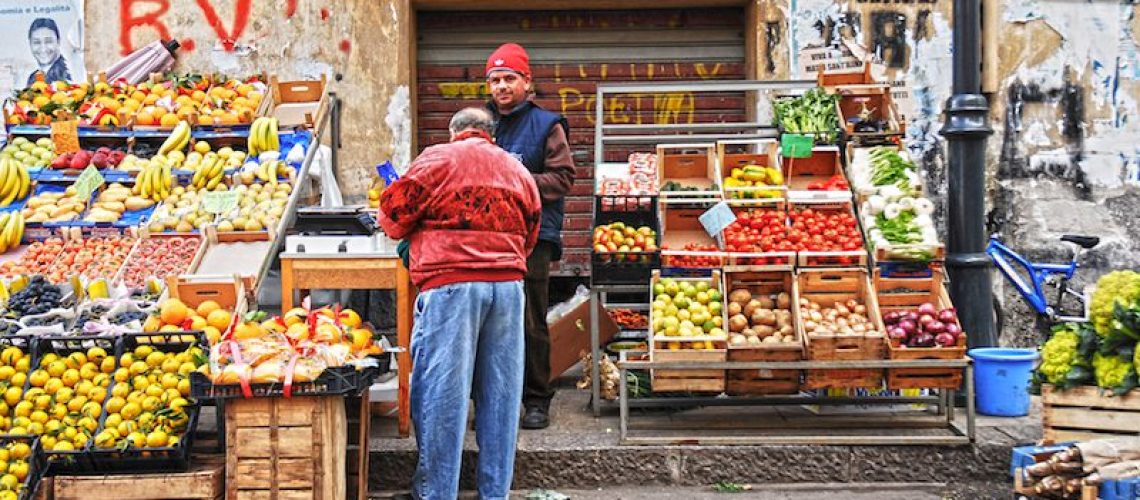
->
[449,107,494,140]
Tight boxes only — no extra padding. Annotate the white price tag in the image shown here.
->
[698,201,736,238]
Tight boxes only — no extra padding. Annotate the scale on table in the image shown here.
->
[283,206,399,257]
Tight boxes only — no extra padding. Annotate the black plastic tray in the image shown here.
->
[0,435,47,500]
[189,364,361,399]
[591,252,660,285]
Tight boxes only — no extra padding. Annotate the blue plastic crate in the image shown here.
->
[1099,478,1140,500]
[1009,442,1074,478]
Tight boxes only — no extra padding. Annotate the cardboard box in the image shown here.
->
[548,298,619,381]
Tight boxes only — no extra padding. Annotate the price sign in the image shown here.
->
[698,201,737,238]
[51,120,80,154]
[780,133,815,159]
[202,190,240,214]
[73,166,105,201]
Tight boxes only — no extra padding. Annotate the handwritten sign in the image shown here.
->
[202,190,240,214]
[51,120,81,154]
[73,166,105,201]
[698,201,737,239]
[781,134,815,159]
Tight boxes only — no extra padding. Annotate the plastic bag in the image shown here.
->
[312,145,343,208]
[285,143,306,166]
[545,285,590,325]
[20,308,76,330]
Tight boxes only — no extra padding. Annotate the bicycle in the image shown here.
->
[986,233,1100,325]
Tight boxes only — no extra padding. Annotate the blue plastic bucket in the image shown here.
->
[970,348,1039,417]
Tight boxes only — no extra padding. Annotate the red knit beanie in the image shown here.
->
[485,43,531,78]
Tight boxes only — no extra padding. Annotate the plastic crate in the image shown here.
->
[1009,442,1072,478]
[189,364,361,399]
[84,331,206,474]
[0,435,47,500]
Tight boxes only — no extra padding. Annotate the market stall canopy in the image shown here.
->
[104,40,180,84]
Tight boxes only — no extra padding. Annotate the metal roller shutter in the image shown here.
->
[416,8,746,276]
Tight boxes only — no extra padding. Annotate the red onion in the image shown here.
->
[909,332,936,347]
[888,327,909,343]
[919,314,935,327]
[903,311,919,322]
[925,320,947,334]
[916,303,938,316]
[938,309,958,324]
[897,319,918,334]
[944,323,962,338]
[883,311,901,324]
[935,332,957,347]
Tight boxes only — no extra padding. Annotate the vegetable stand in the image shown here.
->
[588,78,974,445]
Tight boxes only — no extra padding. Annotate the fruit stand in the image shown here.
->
[587,79,976,445]
[0,73,385,500]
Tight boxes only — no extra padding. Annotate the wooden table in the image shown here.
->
[280,254,415,438]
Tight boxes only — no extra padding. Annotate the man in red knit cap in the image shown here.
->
[380,107,541,499]
[485,42,576,430]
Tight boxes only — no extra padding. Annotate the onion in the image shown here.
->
[935,332,957,347]
[888,327,908,342]
[903,311,919,322]
[804,320,818,332]
[883,311,901,324]
[909,332,936,347]
[945,323,962,337]
[938,309,959,324]
[917,302,938,316]
[846,299,858,309]
[851,323,866,333]
[919,314,935,327]
[853,305,867,315]
[898,319,918,334]
[925,320,946,334]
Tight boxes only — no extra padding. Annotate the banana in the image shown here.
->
[248,118,263,156]
[159,121,191,155]
[0,213,13,252]
[205,175,222,190]
[15,163,29,201]
[12,212,23,247]
[0,160,12,200]
[267,118,279,152]
[191,164,206,187]
[5,213,19,248]
[136,165,150,197]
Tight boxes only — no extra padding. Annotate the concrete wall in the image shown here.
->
[84,0,413,202]
[82,1,1140,346]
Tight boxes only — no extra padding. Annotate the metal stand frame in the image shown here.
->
[616,355,976,446]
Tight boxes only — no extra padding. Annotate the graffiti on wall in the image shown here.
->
[118,0,306,56]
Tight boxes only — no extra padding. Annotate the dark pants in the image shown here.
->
[523,241,555,409]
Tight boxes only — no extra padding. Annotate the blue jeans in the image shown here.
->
[410,280,525,500]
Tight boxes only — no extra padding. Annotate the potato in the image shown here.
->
[758,296,775,309]
[729,334,747,346]
[778,325,794,336]
[754,325,776,338]
[744,299,762,318]
[776,292,791,309]
[727,302,743,317]
[747,336,763,345]
[729,314,748,333]
[752,309,777,326]
[729,289,752,305]
[741,328,756,337]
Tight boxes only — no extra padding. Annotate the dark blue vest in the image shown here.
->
[489,101,568,260]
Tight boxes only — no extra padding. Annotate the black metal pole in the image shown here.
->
[941,0,997,347]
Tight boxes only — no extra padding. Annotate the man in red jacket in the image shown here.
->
[378,107,541,500]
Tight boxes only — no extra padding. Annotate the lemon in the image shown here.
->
[0,473,17,490]
[145,430,168,448]
[11,402,30,418]
[101,357,117,374]
[52,440,74,452]
[0,348,22,365]
[86,347,107,364]
[8,443,28,460]
[0,366,15,382]
[45,361,66,378]
[121,402,142,420]
[8,462,26,482]
[2,387,20,407]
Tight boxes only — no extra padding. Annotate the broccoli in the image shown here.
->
[1037,324,1097,388]
[1090,270,1140,336]
[1092,351,1139,395]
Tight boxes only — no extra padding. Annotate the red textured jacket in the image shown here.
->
[378,134,542,291]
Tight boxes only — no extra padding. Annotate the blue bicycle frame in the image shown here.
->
[986,236,1084,321]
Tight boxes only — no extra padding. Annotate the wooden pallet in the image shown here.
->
[874,268,966,389]
[226,396,347,500]
[724,270,803,395]
[1042,385,1140,443]
[796,269,885,390]
[44,456,224,500]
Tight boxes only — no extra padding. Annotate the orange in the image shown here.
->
[196,300,222,318]
[143,93,160,105]
[349,329,372,351]
[135,110,157,127]
[197,114,215,126]
[232,322,264,341]
[159,113,180,127]
[159,299,189,327]
[285,323,310,342]
[130,90,146,102]
[203,326,222,345]
[313,324,342,344]
[338,309,362,329]
[218,113,240,125]
[206,309,233,330]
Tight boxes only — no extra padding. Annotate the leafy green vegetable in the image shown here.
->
[773,88,840,142]
[1089,270,1140,336]
[868,147,916,189]
[1035,323,1097,390]
[1093,351,1139,395]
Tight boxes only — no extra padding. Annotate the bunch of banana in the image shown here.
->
[248,117,280,156]
[158,121,191,155]
[134,161,174,202]
[0,157,31,207]
[0,212,25,253]
[191,153,227,190]
[257,160,287,185]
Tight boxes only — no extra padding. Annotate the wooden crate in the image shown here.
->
[48,457,224,500]
[874,267,966,389]
[836,84,905,143]
[165,274,246,310]
[656,143,720,200]
[795,268,885,390]
[782,145,851,202]
[1042,385,1140,443]
[724,270,803,395]
[716,139,785,201]
[264,75,330,129]
[649,270,726,393]
[658,204,724,269]
[226,396,347,500]
[721,200,794,271]
[817,62,874,88]
[788,200,868,268]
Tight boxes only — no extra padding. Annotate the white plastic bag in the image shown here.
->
[545,285,590,325]
[285,143,306,166]
[311,145,343,208]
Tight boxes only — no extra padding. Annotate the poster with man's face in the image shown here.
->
[0,0,85,96]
